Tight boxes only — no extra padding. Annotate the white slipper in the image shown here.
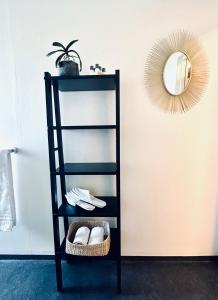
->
[65,193,95,211]
[69,187,107,208]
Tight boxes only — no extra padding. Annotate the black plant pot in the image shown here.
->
[57,60,79,76]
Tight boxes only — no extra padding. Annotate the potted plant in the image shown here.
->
[47,40,82,76]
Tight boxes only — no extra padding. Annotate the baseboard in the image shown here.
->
[0,255,54,260]
[122,256,218,262]
[0,255,218,261]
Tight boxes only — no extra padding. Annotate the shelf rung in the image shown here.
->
[55,196,118,217]
[51,74,117,92]
[54,162,117,175]
[50,125,116,130]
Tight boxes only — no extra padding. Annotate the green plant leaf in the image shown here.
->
[52,42,66,50]
[68,50,82,71]
[46,49,65,57]
[55,53,66,67]
[66,40,78,50]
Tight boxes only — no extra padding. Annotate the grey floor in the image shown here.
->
[1,260,218,300]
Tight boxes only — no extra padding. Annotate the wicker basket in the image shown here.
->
[66,221,110,256]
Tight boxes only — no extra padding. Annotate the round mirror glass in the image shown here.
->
[163,51,192,95]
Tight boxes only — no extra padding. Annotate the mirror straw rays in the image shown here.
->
[145,30,209,113]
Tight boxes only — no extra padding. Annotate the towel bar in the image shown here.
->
[9,148,18,154]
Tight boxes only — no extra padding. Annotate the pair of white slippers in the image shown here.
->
[65,187,106,211]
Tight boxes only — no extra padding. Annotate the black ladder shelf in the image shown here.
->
[44,71,121,292]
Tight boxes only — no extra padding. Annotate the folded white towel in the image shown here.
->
[0,150,16,231]
[70,188,106,208]
[88,226,104,245]
[73,226,90,245]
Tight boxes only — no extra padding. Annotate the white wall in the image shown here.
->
[1,0,218,255]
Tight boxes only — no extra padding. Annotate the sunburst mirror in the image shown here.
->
[145,30,209,113]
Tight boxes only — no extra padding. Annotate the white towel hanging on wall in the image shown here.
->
[0,149,16,231]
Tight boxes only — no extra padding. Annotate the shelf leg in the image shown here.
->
[64,217,69,237]
[115,70,121,294]
[45,74,63,292]
[55,255,63,292]
[53,81,69,238]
